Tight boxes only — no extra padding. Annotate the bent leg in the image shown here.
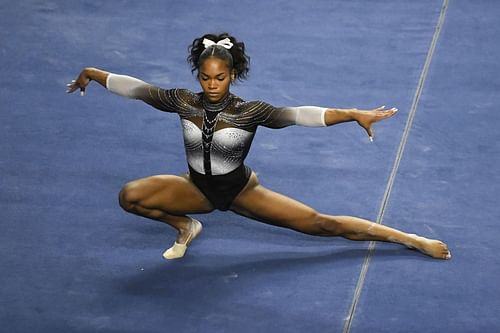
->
[230,173,450,259]
[119,174,214,243]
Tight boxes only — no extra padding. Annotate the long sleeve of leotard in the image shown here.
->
[106,73,196,114]
[106,73,147,98]
[283,106,327,127]
[235,101,327,128]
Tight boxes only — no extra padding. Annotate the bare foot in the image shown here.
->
[407,234,451,260]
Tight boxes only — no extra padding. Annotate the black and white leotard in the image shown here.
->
[106,74,327,210]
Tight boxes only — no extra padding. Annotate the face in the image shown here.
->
[198,57,234,103]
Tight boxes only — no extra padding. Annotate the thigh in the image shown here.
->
[120,174,214,214]
[230,173,320,231]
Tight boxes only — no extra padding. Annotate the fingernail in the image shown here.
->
[80,91,85,96]
[369,136,373,142]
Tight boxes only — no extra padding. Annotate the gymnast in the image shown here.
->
[67,32,450,260]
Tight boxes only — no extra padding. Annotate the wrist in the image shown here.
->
[83,67,109,88]
[83,67,98,80]
[348,108,362,122]
[325,108,357,125]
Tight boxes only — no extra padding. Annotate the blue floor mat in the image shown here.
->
[1,1,498,332]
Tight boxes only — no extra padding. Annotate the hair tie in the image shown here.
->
[202,38,233,50]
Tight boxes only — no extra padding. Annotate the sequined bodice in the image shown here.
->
[136,87,297,175]
[182,119,254,175]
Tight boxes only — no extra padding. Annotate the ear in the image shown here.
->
[231,70,236,82]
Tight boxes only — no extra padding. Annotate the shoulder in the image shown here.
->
[165,88,202,108]
[227,98,281,127]
[232,97,298,129]
[150,87,202,115]
[164,88,200,103]
[235,98,275,114]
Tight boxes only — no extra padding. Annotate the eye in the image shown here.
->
[217,77,226,81]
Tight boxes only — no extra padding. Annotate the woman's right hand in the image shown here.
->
[66,68,92,96]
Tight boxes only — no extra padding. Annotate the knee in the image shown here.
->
[118,182,139,212]
[309,213,344,236]
[291,211,337,236]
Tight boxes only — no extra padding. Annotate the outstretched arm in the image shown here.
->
[67,67,150,98]
[66,67,184,113]
[265,104,397,141]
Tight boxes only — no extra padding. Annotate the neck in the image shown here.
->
[202,93,232,113]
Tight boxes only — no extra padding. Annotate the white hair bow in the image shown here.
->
[202,38,234,50]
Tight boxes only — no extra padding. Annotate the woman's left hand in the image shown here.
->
[354,106,398,141]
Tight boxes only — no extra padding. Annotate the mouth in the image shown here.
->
[206,93,223,102]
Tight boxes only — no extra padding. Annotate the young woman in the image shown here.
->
[67,33,450,260]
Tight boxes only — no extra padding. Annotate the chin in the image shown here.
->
[207,96,220,102]
[206,94,225,103]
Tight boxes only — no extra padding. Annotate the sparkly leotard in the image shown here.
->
[139,87,298,172]
[140,87,298,209]
[106,75,326,210]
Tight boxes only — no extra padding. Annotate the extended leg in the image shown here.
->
[230,173,450,259]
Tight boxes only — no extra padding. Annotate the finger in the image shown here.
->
[366,126,374,142]
[385,108,398,116]
[377,108,398,117]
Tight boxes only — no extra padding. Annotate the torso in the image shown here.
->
[141,87,289,176]
[181,118,255,175]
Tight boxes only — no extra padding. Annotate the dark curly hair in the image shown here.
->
[187,33,250,81]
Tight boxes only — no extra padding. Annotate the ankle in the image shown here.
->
[404,234,422,249]
[176,218,194,240]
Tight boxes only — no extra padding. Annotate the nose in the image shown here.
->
[208,79,217,90]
